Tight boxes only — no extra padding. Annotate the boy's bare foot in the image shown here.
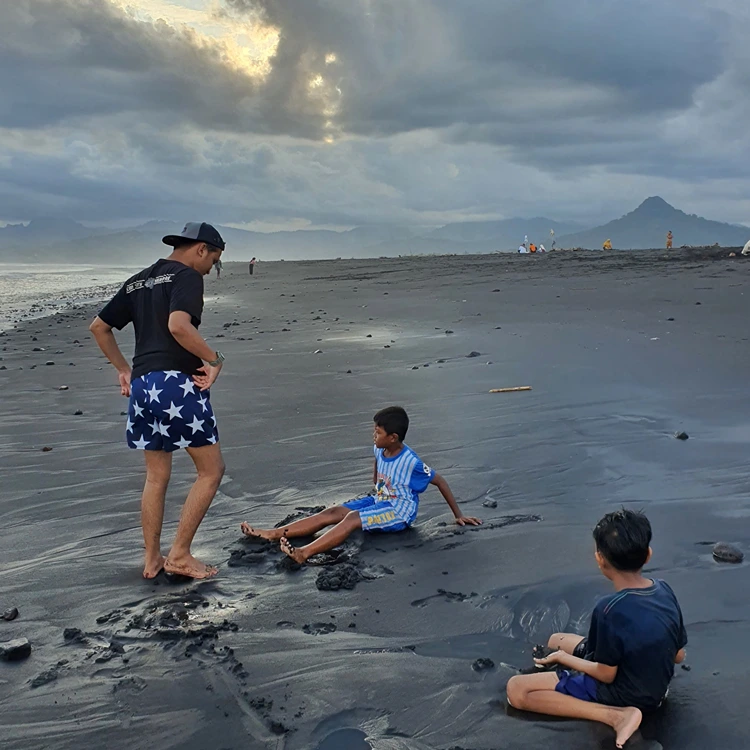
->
[164,554,218,579]
[240,522,283,542]
[613,706,642,748]
[280,537,307,564]
[143,552,165,579]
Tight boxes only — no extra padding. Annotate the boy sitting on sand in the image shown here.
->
[241,406,481,562]
[506,509,687,749]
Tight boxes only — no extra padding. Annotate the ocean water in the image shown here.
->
[0,263,136,330]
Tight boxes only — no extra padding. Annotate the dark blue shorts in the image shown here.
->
[555,670,598,702]
[342,496,412,532]
[127,370,219,452]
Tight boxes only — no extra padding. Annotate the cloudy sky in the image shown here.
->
[1,0,748,231]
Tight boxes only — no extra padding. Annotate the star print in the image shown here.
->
[165,401,184,420]
[174,436,192,449]
[150,419,162,436]
[133,402,144,417]
[158,422,170,437]
[198,395,208,413]
[211,415,217,427]
[164,370,181,380]
[133,435,150,450]
[188,416,205,434]
[208,434,217,444]
[179,379,195,397]
[126,417,134,433]
[147,384,163,403]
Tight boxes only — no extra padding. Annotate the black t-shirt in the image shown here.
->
[98,259,204,379]
[588,579,688,711]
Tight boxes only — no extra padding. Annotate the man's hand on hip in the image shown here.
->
[193,363,223,391]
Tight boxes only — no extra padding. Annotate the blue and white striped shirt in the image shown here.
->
[374,444,435,523]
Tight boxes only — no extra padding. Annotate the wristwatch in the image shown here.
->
[208,351,225,367]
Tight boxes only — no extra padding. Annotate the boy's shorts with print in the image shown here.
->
[127,370,219,452]
[343,495,411,532]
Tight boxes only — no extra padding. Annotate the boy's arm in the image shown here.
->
[536,651,618,684]
[430,474,482,526]
[373,460,377,486]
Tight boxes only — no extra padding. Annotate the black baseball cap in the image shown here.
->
[162,222,225,251]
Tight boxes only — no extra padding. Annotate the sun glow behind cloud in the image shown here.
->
[114,0,280,79]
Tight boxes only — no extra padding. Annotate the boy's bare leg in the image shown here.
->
[241,505,350,541]
[141,450,173,578]
[548,633,585,654]
[280,511,362,563]
[164,443,225,579]
[507,673,642,749]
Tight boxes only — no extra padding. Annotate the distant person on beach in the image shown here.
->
[240,406,481,562]
[506,509,687,749]
[742,240,750,256]
[215,259,223,279]
[249,257,257,275]
[518,244,528,254]
[89,222,227,580]
[529,242,537,254]
[666,231,673,250]
[539,244,546,253]
[602,239,613,250]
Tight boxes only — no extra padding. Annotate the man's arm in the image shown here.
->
[167,311,223,391]
[373,460,377,486]
[430,474,482,526]
[89,317,132,396]
[675,648,686,664]
[536,651,618,684]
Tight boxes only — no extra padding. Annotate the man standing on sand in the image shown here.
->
[89,223,227,580]
[666,231,673,250]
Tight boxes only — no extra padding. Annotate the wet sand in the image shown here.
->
[1,249,749,750]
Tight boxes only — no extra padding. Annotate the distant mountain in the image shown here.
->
[430,217,583,247]
[0,217,111,249]
[0,219,423,264]
[558,197,750,249]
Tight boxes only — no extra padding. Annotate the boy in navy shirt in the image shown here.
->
[240,406,481,562]
[506,509,687,748]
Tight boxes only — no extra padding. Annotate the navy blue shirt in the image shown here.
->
[588,579,687,710]
[98,259,204,380]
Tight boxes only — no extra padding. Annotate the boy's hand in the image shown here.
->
[454,515,482,526]
[534,650,565,667]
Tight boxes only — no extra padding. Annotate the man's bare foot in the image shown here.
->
[240,522,283,542]
[280,537,308,564]
[143,552,165,579]
[613,706,642,748]
[164,554,218,579]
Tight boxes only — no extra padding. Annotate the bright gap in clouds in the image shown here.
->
[115,0,280,79]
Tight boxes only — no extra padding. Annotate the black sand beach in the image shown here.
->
[1,250,749,750]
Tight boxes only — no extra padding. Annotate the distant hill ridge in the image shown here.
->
[558,196,750,249]
[1,197,747,262]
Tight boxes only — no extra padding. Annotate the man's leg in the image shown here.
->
[280,511,362,563]
[164,443,225,579]
[241,505,350,541]
[506,673,642,749]
[141,450,172,578]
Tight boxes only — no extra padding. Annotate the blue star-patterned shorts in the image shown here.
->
[127,370,219,452]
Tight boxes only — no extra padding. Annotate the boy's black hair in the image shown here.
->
[373,406,409,442]
[593,509,652,572]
